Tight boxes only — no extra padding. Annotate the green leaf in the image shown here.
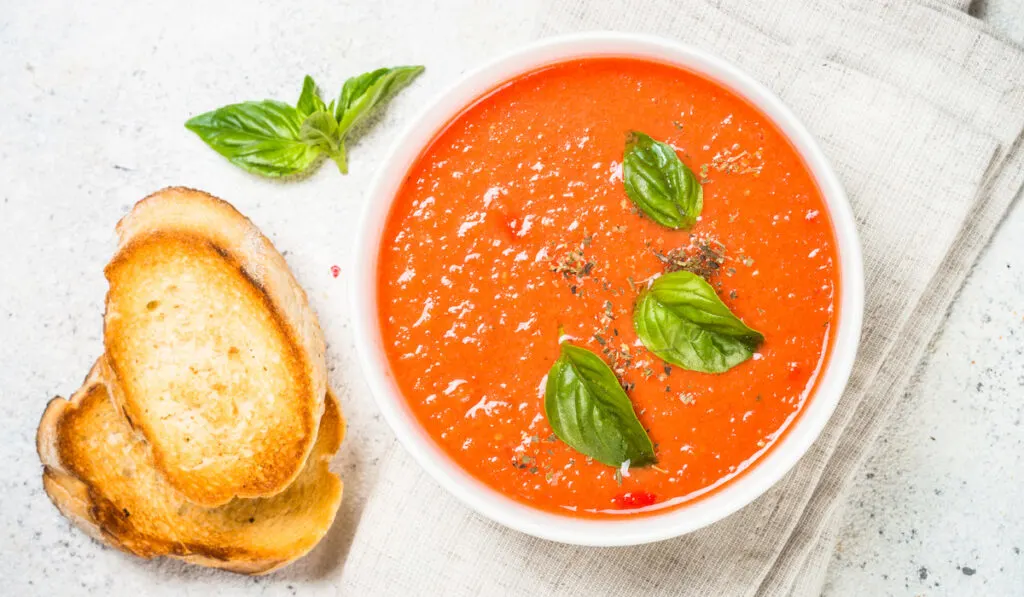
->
[334,65,424,134]
[623,131,703,229]
[544,343,655,468]
[634,271,763,374]
[185,100,321,178]
[299,110,347,173]
[296,75,327,118]
[299,110,339,150]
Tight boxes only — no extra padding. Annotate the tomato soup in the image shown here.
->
[377,58,839,517]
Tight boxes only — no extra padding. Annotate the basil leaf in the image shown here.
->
[544,343,655,468]
[299,111,339,149]
[634,271,763,374]
[334,65,424,132]
[299,110,349,173]
[296,75,327,118]
[185,100,321,178]
[623,131,703,229]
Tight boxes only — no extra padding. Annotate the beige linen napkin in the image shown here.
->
[339,2,1024,595]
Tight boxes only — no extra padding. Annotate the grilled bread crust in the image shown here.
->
[37,359,343,575]
[103,187,327,506]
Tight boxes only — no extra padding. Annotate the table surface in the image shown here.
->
[0,2,1020,596]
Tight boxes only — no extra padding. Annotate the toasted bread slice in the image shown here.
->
[38,359,343,575]
[103,188,327,506]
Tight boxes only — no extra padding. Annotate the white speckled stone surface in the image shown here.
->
[0,1,1019,595]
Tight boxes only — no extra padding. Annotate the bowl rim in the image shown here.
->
[350,31,864,546]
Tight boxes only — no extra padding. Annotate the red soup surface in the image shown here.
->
[377,57,839,517]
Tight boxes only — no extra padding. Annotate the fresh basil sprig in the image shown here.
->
[186,67,424,178]
[544,343,656,468]
[623,131,703,229]
[634,271,763,374]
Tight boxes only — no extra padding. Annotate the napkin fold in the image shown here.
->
[340,2,1024,595]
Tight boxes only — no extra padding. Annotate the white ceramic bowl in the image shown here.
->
[351,32,864,546]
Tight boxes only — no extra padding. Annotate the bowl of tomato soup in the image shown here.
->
[352,33,863,545]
